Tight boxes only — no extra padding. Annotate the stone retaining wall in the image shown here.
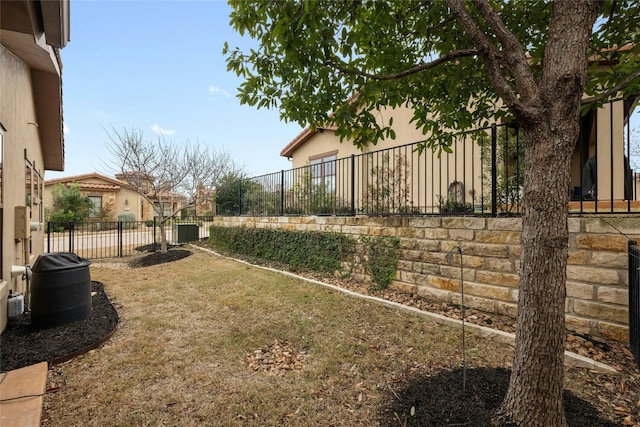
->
[211,215,638,343]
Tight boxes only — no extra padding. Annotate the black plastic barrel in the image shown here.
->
[31,253,92,328]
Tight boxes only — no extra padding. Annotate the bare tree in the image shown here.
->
[107,127,238,253]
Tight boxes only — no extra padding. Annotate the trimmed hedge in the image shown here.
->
[208,226,355,274]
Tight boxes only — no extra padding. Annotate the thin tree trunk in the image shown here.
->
[158,221,169,253]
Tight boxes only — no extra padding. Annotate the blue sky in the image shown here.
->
[50,1,639,181]
[48,0,304,180]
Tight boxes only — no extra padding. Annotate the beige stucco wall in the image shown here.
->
[291,101,629,208]
[1,45,47,330]
[596,100,626,200]
[290,105,428,170]
[43,178,154,222]
[211,215,638,343]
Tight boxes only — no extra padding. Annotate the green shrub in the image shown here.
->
[50,183,93,224]
[208,226,355,274]
[437,196,474,214]
[118,213,137,230]
[361,235,400,290]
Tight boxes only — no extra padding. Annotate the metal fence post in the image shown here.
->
[46,222,51,253]
[118,221,123,257]
[351,154,356,216]
[69,222,74,253]
[153,217,157,251]
[237,179,242,216]
[491,124,497,216]
[281,170,285,216]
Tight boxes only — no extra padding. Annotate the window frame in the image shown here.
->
[25,160,32,208]
[88,195,102,218]
[309,152,338,192]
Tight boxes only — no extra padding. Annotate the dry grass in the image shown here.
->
[40,248,634,426]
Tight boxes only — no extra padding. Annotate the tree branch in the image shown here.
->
[471,0,539,102]
[581,67,640,105]
[445,0,540,122]
[321,48,479,80]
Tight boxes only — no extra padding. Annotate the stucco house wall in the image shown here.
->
[282,104,427,168]
[44,173,154,222]
[282,99,635,211]
[0,44,48,324]
[0,0,70,332]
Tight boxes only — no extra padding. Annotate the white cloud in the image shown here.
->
[207,85,230,97]
[151,124,176,136]
[63,123,70,134]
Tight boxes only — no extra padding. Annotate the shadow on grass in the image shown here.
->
[378,367,617,427]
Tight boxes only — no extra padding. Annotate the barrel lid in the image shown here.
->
[32,253,91,272]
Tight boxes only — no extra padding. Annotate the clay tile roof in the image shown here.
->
[44,172,129,189]
[77,182,121,191]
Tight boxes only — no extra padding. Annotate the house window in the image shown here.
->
[310,153,337,192]
[25,161,32,207]
[88,196,102,218]
[153,203,171,218]
[30,168,43,222]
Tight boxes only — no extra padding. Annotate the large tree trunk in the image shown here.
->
[493,2,600,425]
[495,121,574,427]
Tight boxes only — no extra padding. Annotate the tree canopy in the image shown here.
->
[50,183,94,224]
[225,1,639,149]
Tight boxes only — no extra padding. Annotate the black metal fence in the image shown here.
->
[217,100,639,217]
[45,218,213,259]
[629,240,640,368]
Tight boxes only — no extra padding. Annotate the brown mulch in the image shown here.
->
[128,248,192,267]
[1,281,119,371]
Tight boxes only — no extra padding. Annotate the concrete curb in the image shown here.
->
[190,244,617,374]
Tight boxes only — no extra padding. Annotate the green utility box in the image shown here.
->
[172,223,200,243]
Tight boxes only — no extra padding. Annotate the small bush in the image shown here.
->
[118,213,137,230]
[438,196,474,214]
[361,236,400,290]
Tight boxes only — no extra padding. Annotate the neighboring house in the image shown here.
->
[43,173,155,222]
[280,98,638,212]
[0,0,70,332]
[194,183,216,217]
[114,172,186,219]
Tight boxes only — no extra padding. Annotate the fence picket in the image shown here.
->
[629,240,640,368]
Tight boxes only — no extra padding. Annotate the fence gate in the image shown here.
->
[629,240,640,368]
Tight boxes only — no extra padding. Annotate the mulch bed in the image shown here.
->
[377,367,619,427]
[1,281,119,371]
[128,248,192,267]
